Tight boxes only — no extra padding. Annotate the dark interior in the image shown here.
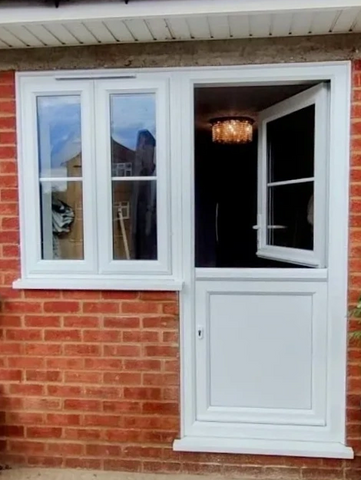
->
[194,85,316,269]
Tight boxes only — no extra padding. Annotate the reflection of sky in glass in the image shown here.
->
[111,94,156,150]
[37,96,81,177]
[37,93,156,176]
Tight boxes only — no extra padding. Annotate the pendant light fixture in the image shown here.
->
[210,116,254,144]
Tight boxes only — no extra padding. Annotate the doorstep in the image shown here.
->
[0,468,304,480]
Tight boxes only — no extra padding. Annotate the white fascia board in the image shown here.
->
[0,0,361,26]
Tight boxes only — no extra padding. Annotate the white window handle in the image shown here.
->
[252,225,287,230]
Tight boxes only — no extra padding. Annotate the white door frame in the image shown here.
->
[174,62,353,459]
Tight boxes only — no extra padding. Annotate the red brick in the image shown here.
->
[27,427,62,439]
[144,461,181,473]
[2,245,19,257]
[46,414,81,426]
[45,329,81,341]
[47,443,83,455]
[85,386,122,399]
[23,398,61,410]
[64,428,101,441]
[84,358,123,369]
[83,301,119,313]
[124,387,162,400]
[104,459,142,472]
[26,370,62,383]
[105,429,143,442]
[64,399,101,412]
[0,161,16,174]
[103,345,140,357]
[0,425,24,437]
[62,290,101,300]
[24,290,61,299]
[124,359,161,371]
[46,358,84,370]
[65,458,102,469]
[104,316,140,328]
[0,315,21,327]
[4,302,41,314]
[0,343,22,355]
[0,116,15,129]
[47,385,82,397]
[0,131,16,144]
[103,372,142,386]
[8,357,45,369]
[2,217,18,229]
[83,414,121,427]
[143,373,179,386]
[0,188,17,202]
[0,72,15,84]
[25,343,62,356]
[28,456,63,467]
[83,330,121,342]
[64,344,100,356]
[7,412,44,425]
[101,291,139,300]
[103,400,141,413]
[44,301,80,313]
[65,371,102,384]
[0,84,15,97]
[144,345,178,357]
[0,369,22,381]
[86,444,121,456]
[6,329,42,341]
[121,301,160,314]
[10,383,45,396]
[142,402,178,415]
[140,291,177,301]
[123,330,160,342]
[63,315,99,328]
[8,440,45,454]
[142,316,178,329]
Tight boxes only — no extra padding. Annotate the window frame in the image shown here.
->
[256,83,329,268]
[17,77,98,276]
[94,78,171,275]
[15,73,176,289]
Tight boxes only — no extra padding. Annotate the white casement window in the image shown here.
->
[256,84,328,267]
[15,73,178,290]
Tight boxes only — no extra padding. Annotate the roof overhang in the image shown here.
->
[0,0,360,49]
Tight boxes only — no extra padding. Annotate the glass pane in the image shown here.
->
[112,180,157,260]
[267,182,314,250]
[110,94,156,177]
[267,105,315,183]
[37,96,82,178]
[40,181,84,260]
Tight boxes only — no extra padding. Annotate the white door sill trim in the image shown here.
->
[173,437,354,459]
[13,277,183,291]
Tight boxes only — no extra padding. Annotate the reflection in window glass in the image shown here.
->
[40,181,84,260]
[110,94,156,177]
[267,182,314,250]
[112,180,157,260]
[267,105,315,183]
[37,96,82,178]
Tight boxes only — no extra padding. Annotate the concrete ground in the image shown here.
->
[0,470,211,480]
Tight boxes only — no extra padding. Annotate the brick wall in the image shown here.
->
[0,64,360,479]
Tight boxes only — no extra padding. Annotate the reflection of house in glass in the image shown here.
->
[111,130,157,261]
[55,129,157,261]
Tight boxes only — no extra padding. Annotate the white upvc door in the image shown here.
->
[193,84,330,438]
[174,63,352,459]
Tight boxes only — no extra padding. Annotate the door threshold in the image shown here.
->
[173,436,354,459]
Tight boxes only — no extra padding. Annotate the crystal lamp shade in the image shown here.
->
[210,116,254,144]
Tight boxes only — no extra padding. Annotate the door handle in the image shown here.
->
[215,203,219,243]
